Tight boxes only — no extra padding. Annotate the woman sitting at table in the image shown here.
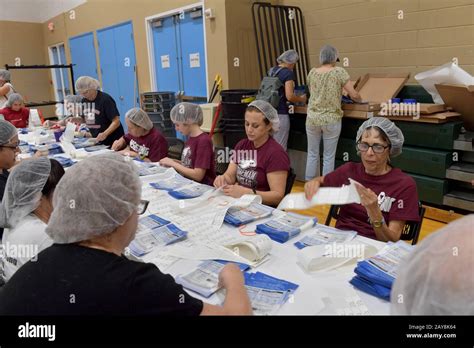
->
[1,157,65,281]
[159,102,215,185]
[214,100,290,207]
[0,153,252,315]
[304,117,419,242]
[0,93,30,128]
[112,108,168,162]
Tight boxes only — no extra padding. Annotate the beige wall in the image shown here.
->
[0,20,53,114]
[41,0,230,99]
[278,0,474,83]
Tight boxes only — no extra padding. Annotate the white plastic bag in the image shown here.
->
[415,62,474,104]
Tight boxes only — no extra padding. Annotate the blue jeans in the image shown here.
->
[305,121,342,180]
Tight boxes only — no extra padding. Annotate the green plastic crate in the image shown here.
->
[408,173,448,205]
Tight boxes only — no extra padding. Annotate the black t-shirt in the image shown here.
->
[0,169,9,238]
[83,90,125,146]
[0,244,203,316]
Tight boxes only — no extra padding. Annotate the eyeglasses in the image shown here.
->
[356,142,390,154]
[0,142,20,149]
[137,200,149,215]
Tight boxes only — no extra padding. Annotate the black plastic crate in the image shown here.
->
[148,111,172,122]
[142,91,176,103]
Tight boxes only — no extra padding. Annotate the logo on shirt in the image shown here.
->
[378,191,396,213]
[181,146,192,167]
[236,159,257,189]
[130,139,149,158]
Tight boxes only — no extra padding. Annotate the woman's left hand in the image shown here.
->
[354,183,378,209]
[222,183,250,198]
[159,157,177,168]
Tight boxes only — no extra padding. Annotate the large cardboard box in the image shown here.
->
[435,84,474,131]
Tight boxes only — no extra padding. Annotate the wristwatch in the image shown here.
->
[252,187,257,194]
[370,217,386,228]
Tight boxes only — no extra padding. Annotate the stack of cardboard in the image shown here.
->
[342,73,410,119]
[435,84,474,131]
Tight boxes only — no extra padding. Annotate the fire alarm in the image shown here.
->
[48,22,55,31]
[204,8,215,19]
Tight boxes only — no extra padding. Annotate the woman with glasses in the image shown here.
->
[0,153,252,315]
[75,76,124,146]
[0,121,20,238]
[0,158,65,281]
[304,117,420,242]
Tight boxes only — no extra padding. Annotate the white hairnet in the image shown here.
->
[126,108,153,131]
[391,214,474,315]
[46,152,142,244]
[0,120,18,145]
[356,117,404,157]
[319,44,339,65]
[0,157,51,229]
[170,102,203,126]
[5,93,24,108]
[0,69,11,82]
[277,49,299,64]
[248,100,280,132]
[75,76,101,93]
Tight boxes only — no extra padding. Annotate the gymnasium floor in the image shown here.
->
[290,181,451,243]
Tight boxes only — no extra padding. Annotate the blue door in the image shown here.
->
[97,21,138,130]
[178,12,207,98]
[69,32,98,80]
[152,16,180,94]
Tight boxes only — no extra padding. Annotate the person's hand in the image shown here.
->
[96,132,107,142]
[222,183,249,198]
[218,263,245,290]
[43,120,54,128]
[159,157,176,168]
[354,183,378,209]
[111,138,125,151]
[33,150,47,158]
[304,179,321,200]
[214,175,228,188]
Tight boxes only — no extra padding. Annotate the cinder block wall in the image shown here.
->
[278,0,474,82]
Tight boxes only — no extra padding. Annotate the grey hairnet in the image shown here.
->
[46,152,142,244]
[170,102,203,126]
[0,157,51,229]
[248,100,280,132]
[356,117,404,157]
[319,45,339,65]
[126,108,153,131]
[75,76,101,93]
[64,95,84,104]
[0,69,11,82]
[391,214,474,315]
[5,93,24,108]
[277,49,299,64]
[0,120,18,145]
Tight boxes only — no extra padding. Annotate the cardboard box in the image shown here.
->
[419,103,446,114]
[435,84,474,131]
[200,103,219,132]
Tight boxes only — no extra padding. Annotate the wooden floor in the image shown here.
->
[290,181,451,243]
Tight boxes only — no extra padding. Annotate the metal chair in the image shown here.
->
[325,202,425,245]
[165,137,185,160]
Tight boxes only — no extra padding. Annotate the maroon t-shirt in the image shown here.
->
[232,137,290,191]
[181,132,216,186]
[324,162,420,240]
[123,127,168,162]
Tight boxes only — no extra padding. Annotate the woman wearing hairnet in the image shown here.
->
[305,45,362,180]
[0,69,15,109]
[0,120,20,238]
[214,100,290,206]
[75,76,124,146]
[0,93,30,128]
[0,153,252,315]
[305,117,419,241]
[391,214,474,315]
[160,103,215,185]
[0,157,64,281]
[111,108,168,162]
[268,49,307,151]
